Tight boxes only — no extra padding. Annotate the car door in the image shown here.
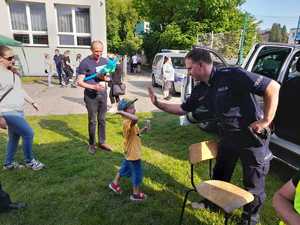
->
[243,44,294,107]
[274,50,300,145]
[180,48,228,126]
[156,56,164,86]
[243,44,293,82]
[152,55,163,86]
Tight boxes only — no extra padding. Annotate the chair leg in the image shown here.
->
[179,189,195,225]
[209,159,212,179]
[248,213,252,225]
[224,213,229,225]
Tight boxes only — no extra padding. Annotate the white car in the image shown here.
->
[151,50,188,94]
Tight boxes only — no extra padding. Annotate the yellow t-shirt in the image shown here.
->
[123,119,141,160]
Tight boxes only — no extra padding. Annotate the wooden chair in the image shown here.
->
[179,140,254,225]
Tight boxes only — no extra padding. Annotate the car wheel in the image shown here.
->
[152,74,158,87]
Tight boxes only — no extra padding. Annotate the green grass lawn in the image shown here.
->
[0,112,293,225]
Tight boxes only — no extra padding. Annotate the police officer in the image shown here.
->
[148,48,280,225]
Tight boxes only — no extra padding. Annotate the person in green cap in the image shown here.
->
[108,97,150,201]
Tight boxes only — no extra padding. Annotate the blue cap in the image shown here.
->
[117,98,138,111]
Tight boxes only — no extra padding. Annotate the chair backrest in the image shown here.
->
[189,140,218,164]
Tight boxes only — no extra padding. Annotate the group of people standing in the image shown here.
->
[45,49,82,87]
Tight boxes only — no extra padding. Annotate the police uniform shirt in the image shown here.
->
[181,67,272,131]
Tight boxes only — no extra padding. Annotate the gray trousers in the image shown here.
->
[84,93,107,145]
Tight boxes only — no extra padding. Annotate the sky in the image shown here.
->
[240,0,299,31]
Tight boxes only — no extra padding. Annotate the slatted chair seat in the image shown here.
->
[196,180,254,214]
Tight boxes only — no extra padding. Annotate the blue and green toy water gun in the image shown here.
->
[84,57,119,81]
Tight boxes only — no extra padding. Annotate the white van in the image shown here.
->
[151,50,187,94]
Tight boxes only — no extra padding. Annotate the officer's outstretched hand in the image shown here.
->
[148,87,158,106]
[249,119,270,133]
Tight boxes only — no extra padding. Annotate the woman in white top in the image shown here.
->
[0,45,44,171]
[44,53,53,87]
[162,56,175,100]
[71,53,82,88]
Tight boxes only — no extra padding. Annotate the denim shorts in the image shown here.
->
[119,159,143,187]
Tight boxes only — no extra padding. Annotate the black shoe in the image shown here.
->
[238,218,259,225]
[8,202,26,210]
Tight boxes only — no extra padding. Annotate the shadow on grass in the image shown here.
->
[39,119,87,144]
[0,117,207,225]
[0,146,205,225]
[0,113,291,225]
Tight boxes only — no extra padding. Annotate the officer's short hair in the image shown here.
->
[185,48,212,65]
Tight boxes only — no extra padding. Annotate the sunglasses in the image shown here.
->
[3,56,15,61]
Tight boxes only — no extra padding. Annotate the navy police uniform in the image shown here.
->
[181,67,273,224]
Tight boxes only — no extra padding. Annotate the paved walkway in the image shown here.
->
[23,73,181,116]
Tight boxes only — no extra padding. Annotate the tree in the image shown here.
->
[106,0,143,54]
[269,23,282,42]
[133,0,258,61]
[281,25,289,43]
[269,23,288,43]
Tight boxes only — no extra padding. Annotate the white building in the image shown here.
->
[0,0,107,75]
[288,28,300,44]
[135,21,150,35]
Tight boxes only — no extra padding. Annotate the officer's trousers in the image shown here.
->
[212,133,272,223]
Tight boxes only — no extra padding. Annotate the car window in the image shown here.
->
[210,52,226,68]
[283,51,300,82]
[152,55,163,66]
[171,57,185,69]
[251,46,291,80]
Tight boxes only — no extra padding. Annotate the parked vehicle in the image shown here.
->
[152,49,188,94]
[181,43,300,169]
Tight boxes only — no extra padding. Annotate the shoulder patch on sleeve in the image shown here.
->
[254,75,264,87]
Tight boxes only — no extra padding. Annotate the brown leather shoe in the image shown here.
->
[88,145,96,155]
[98,143,112,152]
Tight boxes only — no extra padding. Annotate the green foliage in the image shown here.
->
[142,31,161,62]
[281,25,289,43]
[159,23,195,50]
[0,113,287,225]
[133,0,258,61]
[269,23,289,43]
[106,0,142,54]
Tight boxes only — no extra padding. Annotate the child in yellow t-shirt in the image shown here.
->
[109,98,149,201]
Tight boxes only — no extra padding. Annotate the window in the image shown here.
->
[152,55,163,66]
[251,46,291,80]
[56,5,91,46]
[210,52,226,69]
[9,2,48,45]
[171,57,185,69]
[283,52,300,82]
